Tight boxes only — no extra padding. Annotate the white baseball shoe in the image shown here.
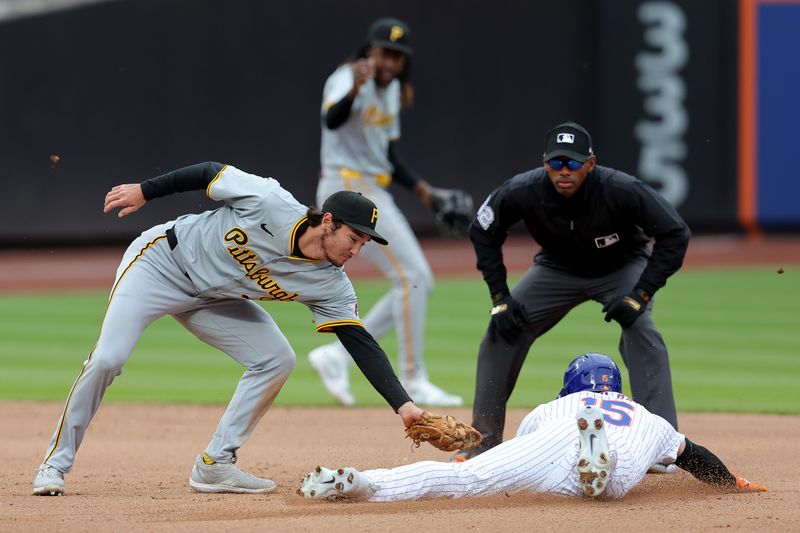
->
[189,453,276,494]
[407,378,463,407]
[576,404,612,498]
[309,345,355,406]
[297,465,374,500]
[33,463,65,496]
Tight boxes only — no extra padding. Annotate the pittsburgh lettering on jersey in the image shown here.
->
[223,228,300,302]
[363,105,394,127]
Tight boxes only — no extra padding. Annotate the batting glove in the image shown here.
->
[602,288,651,328]
[489,294,529,343]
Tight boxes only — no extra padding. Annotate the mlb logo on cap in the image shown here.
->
[557,133,575,144]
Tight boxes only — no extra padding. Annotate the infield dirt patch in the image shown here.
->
[3,403,796,532]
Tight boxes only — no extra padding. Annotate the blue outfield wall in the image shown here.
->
[757,3,800,227]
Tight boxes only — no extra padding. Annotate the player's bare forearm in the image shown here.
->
[103,183,145,218]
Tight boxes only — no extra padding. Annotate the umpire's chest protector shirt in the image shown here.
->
[169,165,362,332]
[476,165,689,282]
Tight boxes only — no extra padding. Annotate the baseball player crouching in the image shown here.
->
[298,353,767,501]
[33,161,426,496]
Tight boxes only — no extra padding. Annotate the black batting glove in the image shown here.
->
[603,288,651,328]
[489,294,529,343]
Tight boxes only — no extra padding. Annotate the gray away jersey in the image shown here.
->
[170,165,363,332]
[320,65,401,176]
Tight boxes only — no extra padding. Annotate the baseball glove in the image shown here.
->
[429,187,474,238]
[405,411,482,452]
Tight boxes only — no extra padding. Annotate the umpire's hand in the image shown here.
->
[489,295,529,343]
[603,288,651,328]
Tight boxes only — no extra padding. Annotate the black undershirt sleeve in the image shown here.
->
[325,95,355,130]
[388,142,422,191]
[140,162,225,201]
[334,325,412,411]
[674,438,736,486]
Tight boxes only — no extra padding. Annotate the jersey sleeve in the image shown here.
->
[306,276,365,332]
[205,165,282,215]
[322,67,355,112]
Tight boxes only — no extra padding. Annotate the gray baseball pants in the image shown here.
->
[471,257,678,449]
[41,224,295,472]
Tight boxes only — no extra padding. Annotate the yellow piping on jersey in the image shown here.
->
[316,319,365,333]
[205,164,229,197]
[286,216,321,262]
[43,234,168,465]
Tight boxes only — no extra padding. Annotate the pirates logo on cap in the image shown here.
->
[390,25,404,42]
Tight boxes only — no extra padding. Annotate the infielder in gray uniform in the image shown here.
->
[33,162,426,496]
[309,17,462,407]
[452,122,691,468]
[298,353,767,501]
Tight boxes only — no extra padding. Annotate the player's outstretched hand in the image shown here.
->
[397,401,425,428]
[104,183,145,218]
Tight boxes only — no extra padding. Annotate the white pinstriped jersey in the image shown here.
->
[362,391,685,500]
[320,65,401,176]
[169,164,363,332]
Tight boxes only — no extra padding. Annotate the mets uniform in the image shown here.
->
[361,391,684,500]
[39,162,411,474]
[315,64,436,388]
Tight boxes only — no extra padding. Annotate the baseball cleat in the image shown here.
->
[309,345,355,406]
[189,453,276,494]
[33,463,65,496]
[576,404,612,498]
[732,471,768,492]
[406,378,463,407]
[297,465,374,500]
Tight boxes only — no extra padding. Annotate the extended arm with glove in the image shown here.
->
[405,411,483,452]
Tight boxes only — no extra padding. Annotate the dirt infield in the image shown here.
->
[3,403,795,532]
[2,235,798,531]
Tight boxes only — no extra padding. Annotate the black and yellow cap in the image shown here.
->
[366,17,412,56]
[322,191,388,245]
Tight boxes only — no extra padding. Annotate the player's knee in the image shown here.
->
[86,351,126,375]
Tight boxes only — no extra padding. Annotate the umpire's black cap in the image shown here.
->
[543,122,594,162]
[366,17,412,56]
[322,191,388,245]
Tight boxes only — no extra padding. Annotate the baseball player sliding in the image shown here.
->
[298,353,768,501]
[33,162,428,496]
[309,17,466,407]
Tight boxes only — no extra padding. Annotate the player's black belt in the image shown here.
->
[166,227,178,250]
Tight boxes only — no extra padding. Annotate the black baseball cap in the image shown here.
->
[322,191,388,245]
[543,122,594,162]
[366,17,412,56]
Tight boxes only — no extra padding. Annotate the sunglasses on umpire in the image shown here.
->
[547,159,584,171]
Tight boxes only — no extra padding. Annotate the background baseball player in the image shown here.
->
[307,17,470,407]
[298,353,768,501]
[452,122,691,471]
[32,162,427,496]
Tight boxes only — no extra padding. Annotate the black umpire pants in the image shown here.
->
[471,258,678,450]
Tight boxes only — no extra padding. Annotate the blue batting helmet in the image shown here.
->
[557,353,622,398]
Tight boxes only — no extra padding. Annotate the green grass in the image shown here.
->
[1,268,798,413]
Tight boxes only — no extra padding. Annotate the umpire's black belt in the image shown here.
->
[166,227,178,250]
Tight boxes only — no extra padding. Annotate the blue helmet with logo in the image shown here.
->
[557,353,622,398]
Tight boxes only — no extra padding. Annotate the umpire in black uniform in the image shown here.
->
[453,121,690,461]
